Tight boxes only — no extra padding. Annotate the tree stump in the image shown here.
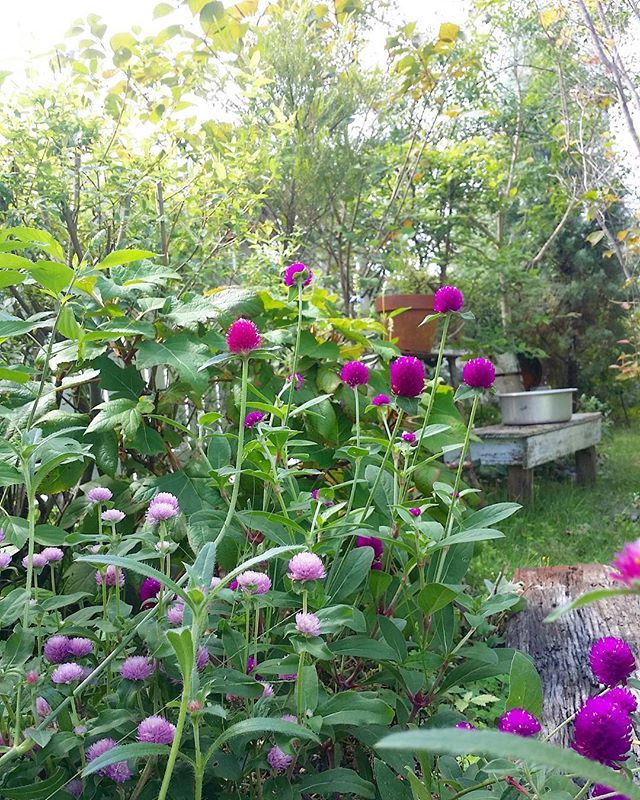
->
[505,564,640,746]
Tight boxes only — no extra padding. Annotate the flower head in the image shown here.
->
[455,721,477,730]
[67,638,93,658]
[590,638,636,686]
[52,663,85,685]
[372,393,390,407]
[23,553,48,569]
[121,656,155,681]
[340,361,369,387]
[146,502,178,525]
[64,778,83,798]
[36,696,51,718]
[26,671,39,684]
[284,262,313,287]
[356,535,384,560]
[295,611,321,637]
[137,715,176,745]
[390,356,425,397]
[279,673,297,681]
[409,507,421,517]
[401,431,416,443]
[603,687,638,714]
[101,509,125,524]
[86,738,132,783]
[152,492,179,511]
[593,786,630,800]
[498,708,541,737]
[87,487,113,503]
[281,713,297,723]
[42,547,64,563]
[0,553,12,569]
[287,373,304,390]
[573,695,632,764]
[267,744,293,771]
[244,411,265,428]
[44,636,70,664]
[196,645,210,671]
[462,357,496,390]
[610,540,640,586]
[287,552,325,582]
[236,570,271,595]
[166,601,185,626]
[433,285,464,314]
[261,682,274,698]
[95,565,125,588]
[227,318,261,354]
[140,577,162,606]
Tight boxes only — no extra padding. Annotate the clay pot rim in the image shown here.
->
[375,293,435,312]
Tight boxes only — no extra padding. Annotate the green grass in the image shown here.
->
[470,425,640,583]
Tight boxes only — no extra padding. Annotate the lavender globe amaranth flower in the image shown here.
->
[95,565,125,588]
[87,487,113,503]
[498,708,541,737]
[36,696,51,718]
[42,547,64,563]
[226,318,261,354]
[573,695,632,765]
[462,357,496,390]
[151,492,179,511]
[44,635,71,664]
[0,553,12,570]
[262,682,274,698]
[283,261,313,287]
[121,655,155,681]
[267,744,293,771]
[137,715,176,745]
[101,509,125,524]
[295,611,321,637]
[196,645,210,671]
[146,501,178,525]
[390,356,425,397]
[140,577,162,606]
[340,360,369,387]
[22,553,48,569]
[372,393,390,406]
[67,638,93,658]
[610,539,640,586]
[52,663,85,685]
[590,637,636,686]
[64,778,83,798]
[287,552,326,582]
[433,285,464,314]
[236,570,271,595]
[244,411,265,428]
[86,738,132,783]
[281,713,298,723]
[166,601,185,626]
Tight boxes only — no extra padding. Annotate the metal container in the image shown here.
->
[498,388,577,426]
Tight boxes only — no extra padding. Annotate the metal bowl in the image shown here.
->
[498,388,577,426]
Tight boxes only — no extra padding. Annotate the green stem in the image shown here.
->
[157,668,192,800]
[193,720,203,800]
[22,480,36,628]
[282,283,303,433]
[296,591,308,722]
[359,409,404,524]
[345,386,362,517]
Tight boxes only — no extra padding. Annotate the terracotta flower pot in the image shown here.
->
[375,294,438,356]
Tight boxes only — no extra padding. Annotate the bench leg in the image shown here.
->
[507,465,534,504]
[576,446,597,485]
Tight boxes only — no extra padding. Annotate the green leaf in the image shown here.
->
[378,615,408,662]
[327,547,374,602]
[376,728,640,800]
[86,397,145,439]
[28,261,75,293]
[299,664,319,714]
[131,425,165,455]
[85,430,119,476]
[506,651,543,717]
[0,270,26,289]
[95,355,145,399]
[1,768,69,799]
[167,627,194,682]
[82,743,172,777]
[0,366,33,383]
[3,627,36,668]
[0,461,22,487]
[373,759,413,800]
[428,529,504,550]
[209,717,320,753]
[417,583,458,615]
[462,503,521,530]
[95,249,155,269]
[58,306,82,340]
[544,588,634,622]
[328,636,398,662]
[136,334,210,393]
[296,768,375,798]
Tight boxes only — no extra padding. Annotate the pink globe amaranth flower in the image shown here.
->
[226,318,261,354]
[455,721,477,730]
[390,356,425,397]
[409,507,421,517]
[95,565,125,588]
[590,637,636,686]
[67,638,93,658]
[42,547,64,563]
[140,577,162,606]
[210,576,222,588]
[261,682,274,698]
[167,601,185,625]
[603,687,638,714]
[498,708,541,737]
[137,715,176,745]
[267,744,293,771]
[433,285,464,314]
[196,645,210,671]
[23,553,48,569]
[44,635,70,664]
[401,431,416,443]
[610,539,640,586]
[101,509,125,524]
[146,501,178,525]
[295,611,321,637]
[281,713,297,723]
[26,670,39,684]
[287,552,326,582]
[52,663,85,685]
[86,738,132,782]
[572,695,632,765]
[236,570,271,595]
[0,552,12,569]
[372,393,391,407]
[340,360,369,387]
[87,487,113,503]
[64,778,83,798]
[287,373,304,390]
[462,357,496,390]
[151,492,179,511]
[356,535,384,560]
[244,411,265,428]
[36,696,51,718]
[121,655,155,681]
[283,262,313,287]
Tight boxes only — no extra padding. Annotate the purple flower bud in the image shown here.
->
[267,744,293,771]
[401,431,416,443]
[244,411,265,428]
[498,708,541,737]
[95,565,125,588]
[64,778,83,798]
[0,552,12,569]
[356,535,384,559]
[196,645,210,671]
[86,738,131,783]
[283,262,313,287]
[281,713,297,723]
[603,687,637,714]
[573,695,632,765]
[462,357,496,390]
[610,539,640,586]
[590,638,636,686]
[137,715,176,745]
[409,507,421,517]
[372,393,390,406]
[101,509,125,524]
[146,501,178,525]
[340,361,369,387]
[433,285,464,314]
[227,318,261,354]
[390,356,425,397]
[52,663,85,685]
[593,786,630,800]
[67,638,93,658]
[87,487,113,503]
[22,553,48,569]
[261,682,274,698]
[455,721,477,730]
[166,602,185,625]
[36,696,52,718]
[26,671,39,684]
[140,577,162,606]
[121,656,155,681]
[287,373,304,390]
[44,636,70,664]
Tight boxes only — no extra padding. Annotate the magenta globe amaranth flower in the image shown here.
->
[433,285,464,314]
[356,535,383,560]
[86,738,132,783]
[44,635,71,664]
[287,372,304,390]
[287,552,326,582]
[372,393,390,406]
[140,577,161,606]
[409,507,421,517]
[236,570,271,595]
[295,611,321,637]
[390,356,425,397]
[462,357,496,390]
[572,695,632,765]
[590,637,636,686]
[455,721,477,730]
[52,663,85,685]
[267,744,293,771]
[244,411,265,428]
[226,318,261,354]
[283,261,313,287]
[87,487,112,503]
[95,565,125,588]
[137,715,176,745]
[340,361,369,387]
[0,553,11,570]
[401,431,416,443]
[603,687,638,714]
[42,547,64,562]
[610,539,640,586]
[498,708,541,737]
[67,638,93,658]
[593,786,630,800]
[121,655,155,681]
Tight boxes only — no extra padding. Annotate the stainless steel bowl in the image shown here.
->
[498,388,577,426]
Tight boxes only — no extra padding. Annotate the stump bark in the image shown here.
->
[505,564,640,746]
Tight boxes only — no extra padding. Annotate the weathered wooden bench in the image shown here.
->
[460,412,602,503]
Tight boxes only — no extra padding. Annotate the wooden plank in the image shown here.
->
[475,412,601,439]
[524,417,601,469]
[507,465,534,503]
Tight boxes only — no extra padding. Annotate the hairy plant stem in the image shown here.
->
[345,385,362,517]
[193,720,203,800]
[158,668,192,800]
[296,591,308,722]
[282,282,303,433]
